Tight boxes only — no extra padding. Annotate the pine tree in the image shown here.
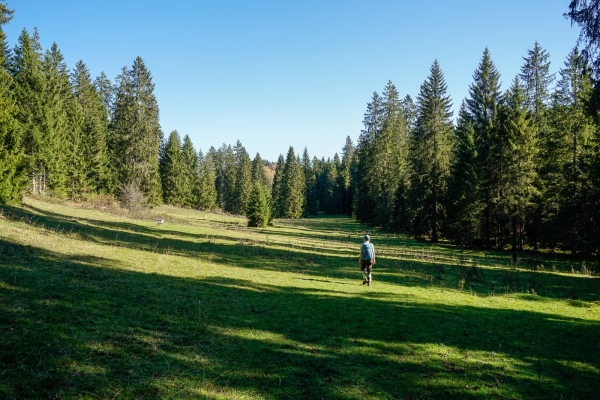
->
[160,130,185,205]
[111,57,162,205]
[446,102,480,247]
[279,147,305,218]
[466,48,503,247]
[196,148,218,210]
[408,60,454,241]
[301,147,318,216]
[181,134,197,207]
[0,3,26,204]
[246,184,270,227]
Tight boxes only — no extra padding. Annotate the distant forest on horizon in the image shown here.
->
[1,0,600,259]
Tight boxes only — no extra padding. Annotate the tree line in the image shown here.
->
[1,1,599,256]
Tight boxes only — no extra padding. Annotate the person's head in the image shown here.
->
[364,235,370,242]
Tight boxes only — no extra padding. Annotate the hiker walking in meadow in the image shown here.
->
[359,235,376,286]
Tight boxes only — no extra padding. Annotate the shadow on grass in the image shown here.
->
[3,204,599,303]
[1,239,599,399]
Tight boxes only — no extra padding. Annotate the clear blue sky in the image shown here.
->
[6,0,580,162]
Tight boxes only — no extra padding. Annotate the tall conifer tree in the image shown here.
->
[466,48,503,247]
[252,152,271,195]
[280,146,305,218]
[180,134,197,207]
[271,154,285,218]
[339,136,354,215]
[111,57,162,205]
[353,92,382,223]
[549,48,596,253]
[196,148,218,210]
[0,2,26,204]
[301,147,318,216]
[231,140,253,215]
[372,81,407,227]
[500,76,539,251]
[70,60,112,196]
[446,102,480,246]
[160,130,185,205]
[408,60,454,241]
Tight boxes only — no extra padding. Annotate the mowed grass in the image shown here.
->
[0,198,599,399]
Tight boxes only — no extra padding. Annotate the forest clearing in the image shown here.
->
[0,197,598,399]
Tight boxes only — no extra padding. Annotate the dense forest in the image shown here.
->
[1,1,599,257]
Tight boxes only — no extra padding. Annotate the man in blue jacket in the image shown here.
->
[359,235,376,286]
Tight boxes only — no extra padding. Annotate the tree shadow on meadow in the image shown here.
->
[2,204,599,303]
[0,238,599,399]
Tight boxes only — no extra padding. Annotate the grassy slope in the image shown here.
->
[0,198,599,399]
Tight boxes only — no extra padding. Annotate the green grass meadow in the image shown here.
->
[0,198,599,399]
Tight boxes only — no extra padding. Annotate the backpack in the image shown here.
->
[361,242,374,260]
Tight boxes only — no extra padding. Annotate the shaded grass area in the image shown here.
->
[0,198,599,399]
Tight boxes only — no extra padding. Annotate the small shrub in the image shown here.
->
[119,181,148,212]
[246,185,269,228]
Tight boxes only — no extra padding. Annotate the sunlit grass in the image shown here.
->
[0,197,598,399]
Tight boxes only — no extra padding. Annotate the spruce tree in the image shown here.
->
[94,71,113,113]
[446,102,480,247]
[320,157,340,214]
[520,42,554,124]
[339,136,354,215]
[519,42,554,251]
[549,48,596,253]
[301,147,318,216]
[196,148,218,210]
[466,48,503,247]
[0,3,26,204]
[271,154,285,218]
[372,80,407,227]
[231,140,253,215]
[181,134,197,207]
[246,184,270,227]
[353,92,382,223]
[160,130,185,205]
[401,94,417,136]
[500,76,539,251]
[215,144,236,212]
[408,60,454,241]
[280,146,305,218]
[11,29,47,195]
[252,152,271,194]
[70,60,112,196]
[43,43,76,196]
[111,57,162,205]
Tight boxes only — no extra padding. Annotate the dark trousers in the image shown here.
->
[361,259,373,282]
